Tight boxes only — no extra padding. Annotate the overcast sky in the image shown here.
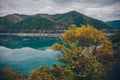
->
[0,0,120,21]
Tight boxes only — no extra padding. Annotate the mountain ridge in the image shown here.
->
[0,11,115,33]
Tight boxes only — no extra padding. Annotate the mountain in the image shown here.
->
[106,20,120,29]
[0,14,31,32]
[16,16,56,32]
[0,11,114,33]
[51,11,113,29]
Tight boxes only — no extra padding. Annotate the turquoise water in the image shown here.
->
[0,36,62,75]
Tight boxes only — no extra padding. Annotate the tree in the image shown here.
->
[0,67,28,80]
[50,65,75,80]
[110,32,120,52]
[109,32,120,80]
[30,66,54,80]
[53,24,113,55]
[52,24,113,80]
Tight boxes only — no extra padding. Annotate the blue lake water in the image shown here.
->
[0,36,62,75]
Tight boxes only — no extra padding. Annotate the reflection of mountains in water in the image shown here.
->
[0,35,61,49]
[0,46,61,75]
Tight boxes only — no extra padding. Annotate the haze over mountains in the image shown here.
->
[0,11,119,33]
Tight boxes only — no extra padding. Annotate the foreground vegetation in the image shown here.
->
[0,25,120,80]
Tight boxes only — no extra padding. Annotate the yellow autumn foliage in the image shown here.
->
[53,24,113,55]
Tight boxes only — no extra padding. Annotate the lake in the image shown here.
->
[0,35,62,75]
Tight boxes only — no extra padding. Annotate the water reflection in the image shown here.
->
[0,35,62,75]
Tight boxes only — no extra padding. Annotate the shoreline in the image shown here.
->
[0,33,63,37]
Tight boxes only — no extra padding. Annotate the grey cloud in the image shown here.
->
[0,0,120,21]
[54,0,119,5]
[53,0,120,18]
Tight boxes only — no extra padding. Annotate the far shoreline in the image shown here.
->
[0,33,63,37]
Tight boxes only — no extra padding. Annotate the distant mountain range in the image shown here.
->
[106,20,120,29]
[0,11,118,33]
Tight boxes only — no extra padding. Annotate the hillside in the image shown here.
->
[106,20,120,29]
[0,14,31,32]
[51,11,113,29]
[16,16,56,33]
[0,11,114,33]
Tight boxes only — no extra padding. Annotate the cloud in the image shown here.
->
[0,0,120,21]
